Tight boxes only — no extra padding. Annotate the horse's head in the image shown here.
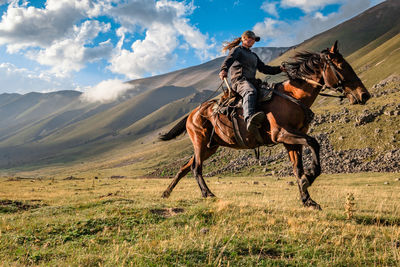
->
[320,41,371,104]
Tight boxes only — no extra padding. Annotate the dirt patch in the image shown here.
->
[0,199,47,213]
[150,208,185,218]
[110,175,126,179]
[5,176,42,181]
[63,176,84,180]
[99,191,120,198]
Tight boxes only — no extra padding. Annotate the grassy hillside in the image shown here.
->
[350,33,400,88]
[0,91,82,139]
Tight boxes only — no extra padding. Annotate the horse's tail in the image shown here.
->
[159,115,189,141]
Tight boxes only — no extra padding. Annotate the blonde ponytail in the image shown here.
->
[222,37,241,53]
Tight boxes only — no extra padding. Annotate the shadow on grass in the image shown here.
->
[0,199,47,213]
[328,213,400,226]
[354,215,400,226]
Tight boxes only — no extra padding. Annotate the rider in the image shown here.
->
[219,30,284,136]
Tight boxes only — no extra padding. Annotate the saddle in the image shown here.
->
[208,80,314,151]
[213,82,275,118]
[211,82,276,148]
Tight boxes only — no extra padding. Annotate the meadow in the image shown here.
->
[1,172,399,266]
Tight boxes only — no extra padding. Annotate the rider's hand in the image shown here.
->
[280,63,287,72]
[219,70,227,80]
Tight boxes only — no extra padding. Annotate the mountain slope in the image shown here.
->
[349,33,400,88]
[126,47,288,93]
[0,1,399,171]
[270,0,400,63]
[0,47,287,168]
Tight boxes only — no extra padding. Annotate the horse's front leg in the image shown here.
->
[279,130,321,210]
[284,144,315,208]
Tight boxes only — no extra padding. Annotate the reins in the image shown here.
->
[296,52,359,100]
[200,81,225,106]
[298,75,345,99]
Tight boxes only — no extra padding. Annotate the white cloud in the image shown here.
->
[80,79,133,103]
[107,0,214,79]
[0,0,111,77]
[256,0,373,46]
[174,19,215,60]
[0,0,100,51]
[0,62,75,93]
[108,0,192,32]
[109,23,179,79]
[314,12,328,21]
[0,0,214,84]
[261,1,279,17]
[281,0,340,13]
[253,18,282,39]
[28,20,113,76]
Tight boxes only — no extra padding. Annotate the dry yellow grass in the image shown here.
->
[1,172,400,266]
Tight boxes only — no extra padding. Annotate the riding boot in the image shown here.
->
[243,92,264,143]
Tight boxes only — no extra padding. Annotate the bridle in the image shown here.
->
[299,52,361,101]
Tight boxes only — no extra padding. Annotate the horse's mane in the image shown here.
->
[284,51,324,81]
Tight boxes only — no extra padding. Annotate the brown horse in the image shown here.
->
[159,41,370,209]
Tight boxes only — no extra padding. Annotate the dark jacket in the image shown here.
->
[220,45,281,84]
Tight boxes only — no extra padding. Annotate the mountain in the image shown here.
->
[0,47,287,168]
[266,0,400,88]
[0,0,399,173]
[125,47,288,93]
[270,0,400,65]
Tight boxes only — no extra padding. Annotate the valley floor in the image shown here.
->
[1,172,400,266]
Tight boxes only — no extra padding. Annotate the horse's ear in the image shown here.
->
[330,40,339,53]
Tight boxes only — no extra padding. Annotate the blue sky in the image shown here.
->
[0,0,384,96]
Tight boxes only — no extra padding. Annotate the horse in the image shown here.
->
[158,41,370,210]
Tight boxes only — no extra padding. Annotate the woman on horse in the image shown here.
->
[219,30,284,135]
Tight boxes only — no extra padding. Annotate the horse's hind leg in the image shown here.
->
[161,156,194,198]
[278,130,321,210]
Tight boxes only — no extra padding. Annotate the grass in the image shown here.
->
[1,173,400,266]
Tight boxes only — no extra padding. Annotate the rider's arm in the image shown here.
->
[220,46,241,74]
[256,54,282,75]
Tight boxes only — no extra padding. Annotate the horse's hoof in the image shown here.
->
[309,204,322,210]
[161,191,170,198]
[303,199,322,210]
[202,191,216,198]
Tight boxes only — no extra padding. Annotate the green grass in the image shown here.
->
[1,173,400,266]
[350,33,400,88]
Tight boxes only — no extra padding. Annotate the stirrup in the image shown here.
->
[246,112,265,130]
[246,112,265,143]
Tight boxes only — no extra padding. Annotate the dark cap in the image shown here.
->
[242,30,260,42]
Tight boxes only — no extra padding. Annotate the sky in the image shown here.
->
[0,0,385,98]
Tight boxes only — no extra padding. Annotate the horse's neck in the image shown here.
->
[281,80,322,108]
